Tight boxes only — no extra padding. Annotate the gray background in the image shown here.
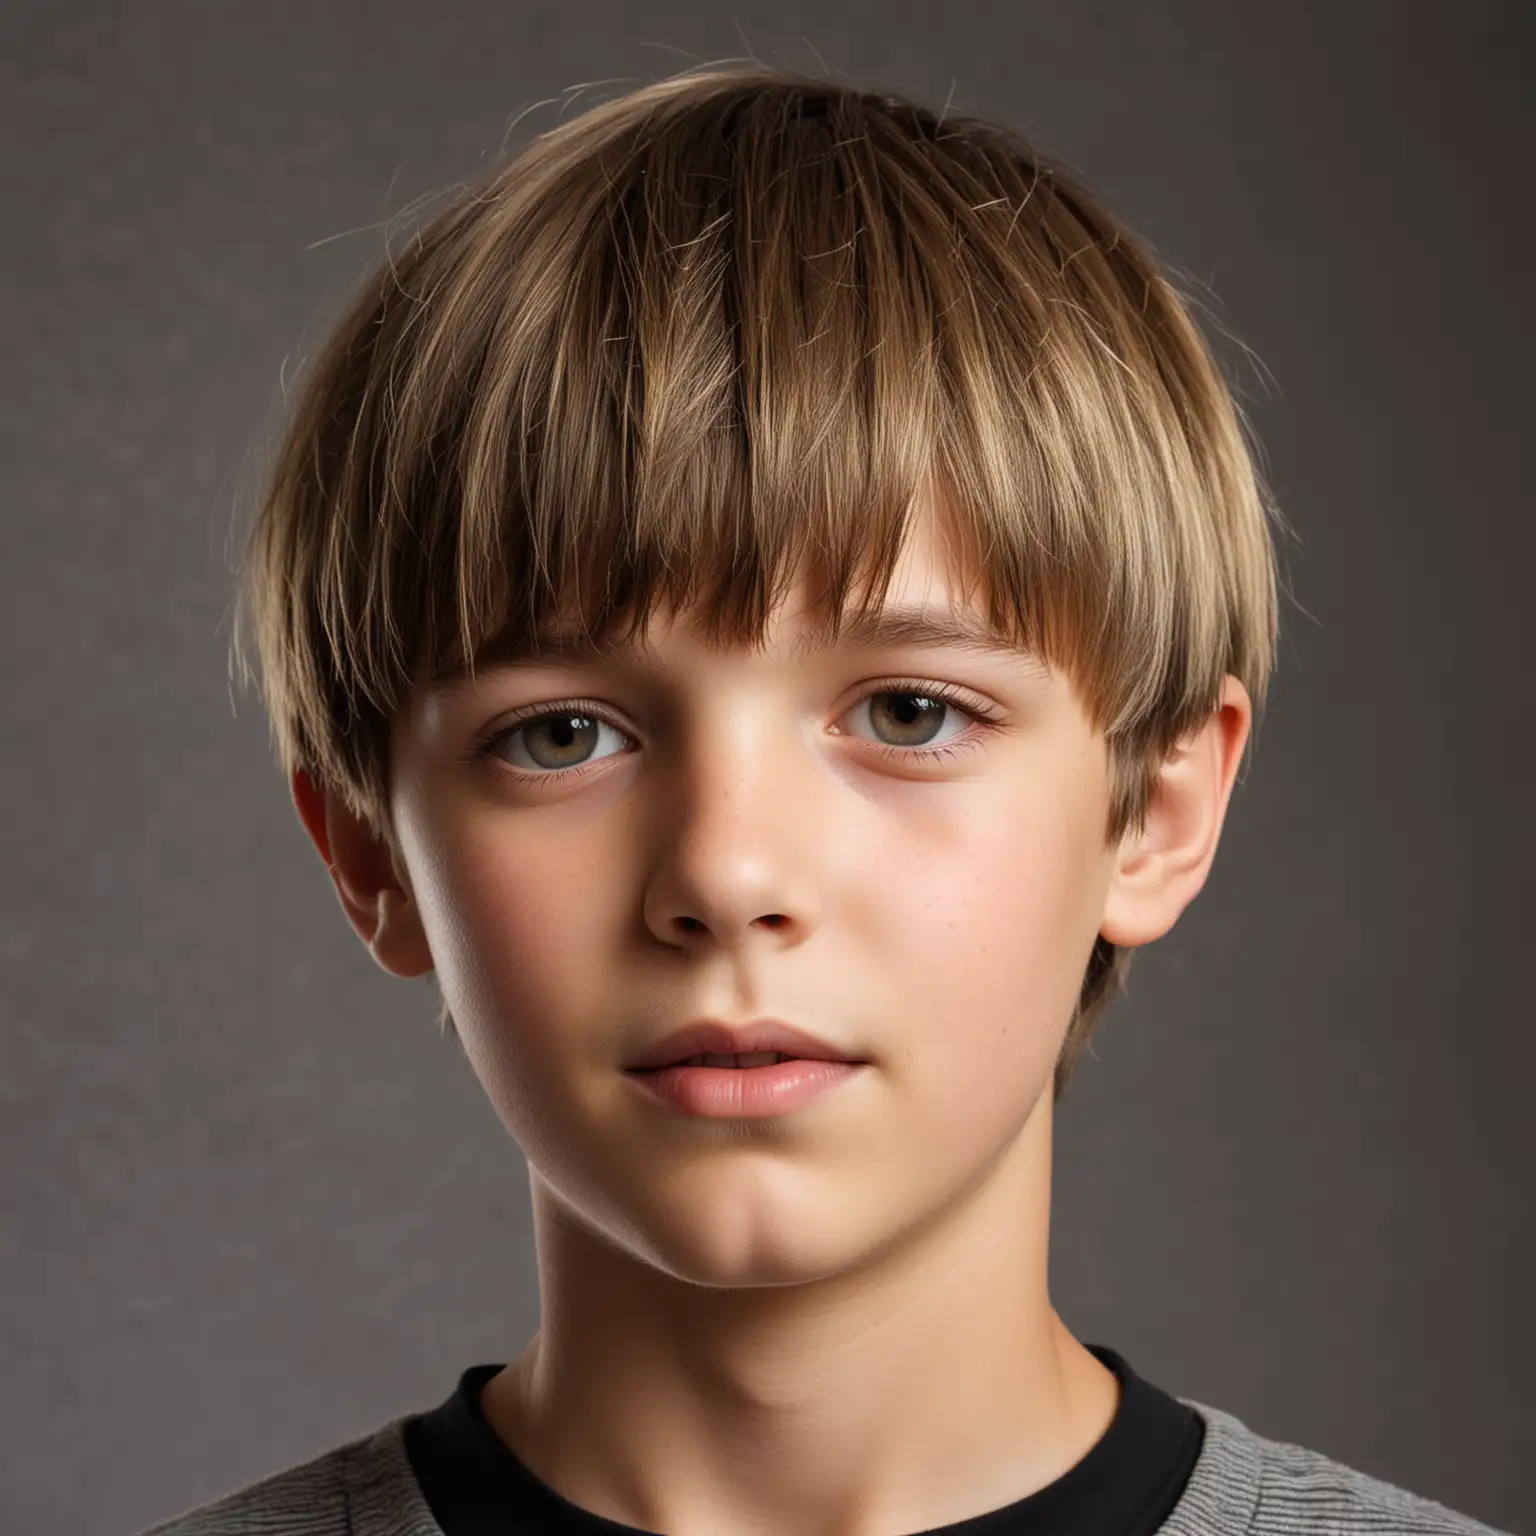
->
[3,3,1531,1533]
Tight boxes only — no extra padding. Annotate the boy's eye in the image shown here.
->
[473,682,1003,779]
[500,711,624,774]
[854,690,975,749]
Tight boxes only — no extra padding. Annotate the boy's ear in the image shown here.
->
[290,768,435,980]
[1098,676,1253,951]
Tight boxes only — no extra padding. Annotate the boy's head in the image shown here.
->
[236,66,1282,1117]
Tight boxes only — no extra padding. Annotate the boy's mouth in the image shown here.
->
[624,1017,866,1072]
[624,1052,870,1117]
[631,1051,800,1072]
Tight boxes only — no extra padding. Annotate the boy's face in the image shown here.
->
[368,487,1136,1289]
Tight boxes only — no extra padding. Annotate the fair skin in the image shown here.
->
[294,488,1251,1536]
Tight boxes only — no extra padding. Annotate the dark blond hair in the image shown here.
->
[232,66,1290,1103]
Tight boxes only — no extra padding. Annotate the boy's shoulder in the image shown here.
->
[133,1415,437,1536]
[1174,1395,1512,1536]
[135,1398,1512,1536]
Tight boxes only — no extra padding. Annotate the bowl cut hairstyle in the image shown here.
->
[232,65,1291,1104]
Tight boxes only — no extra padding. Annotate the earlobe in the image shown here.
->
[369,887,436,980]
[290,768,436,980]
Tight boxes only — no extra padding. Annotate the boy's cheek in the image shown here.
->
[412,842,626,1054]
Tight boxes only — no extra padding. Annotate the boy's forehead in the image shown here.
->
[441,598,1050,686]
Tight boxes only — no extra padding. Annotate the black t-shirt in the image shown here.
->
[401,1342,1204,1534]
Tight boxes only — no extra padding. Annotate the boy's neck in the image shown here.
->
[479,1090,1122,1535]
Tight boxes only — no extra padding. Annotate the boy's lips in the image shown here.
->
[624,1018,867,1071]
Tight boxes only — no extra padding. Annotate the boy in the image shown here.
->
[143,66,1508,1536]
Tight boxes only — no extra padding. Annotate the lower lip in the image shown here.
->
[625,1059,867,1117]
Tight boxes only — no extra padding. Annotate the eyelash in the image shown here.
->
[467,678,1004,788]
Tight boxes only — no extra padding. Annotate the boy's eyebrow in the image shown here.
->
[437,606,1049,691]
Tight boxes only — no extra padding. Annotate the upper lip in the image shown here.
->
[625,1018,867,1071]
